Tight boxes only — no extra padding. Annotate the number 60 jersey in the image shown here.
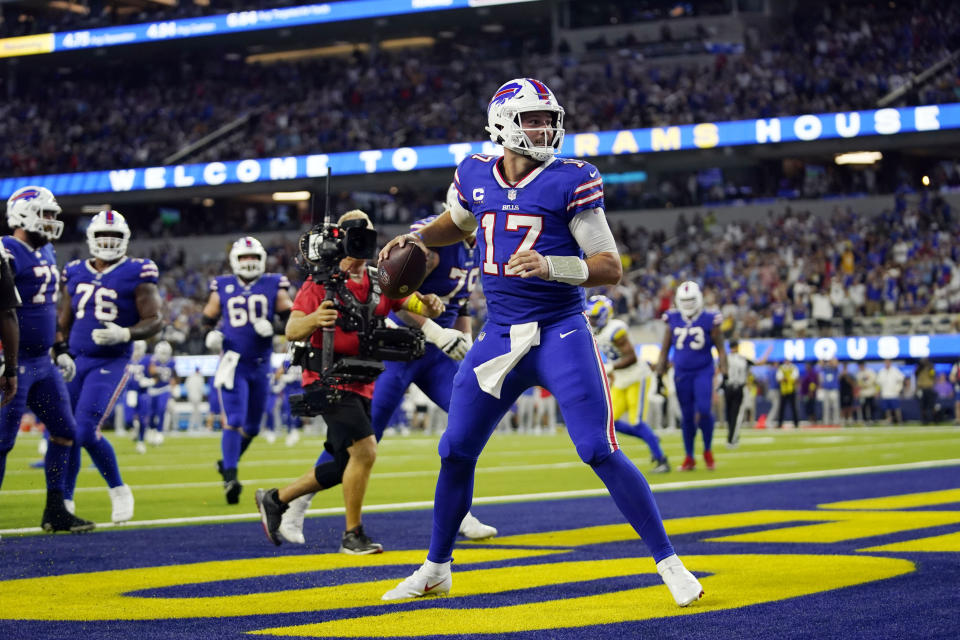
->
[210,273,289,361]
[62,257,160,358]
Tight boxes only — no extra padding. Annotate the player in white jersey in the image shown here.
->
[379,78,702,607]
[587,295,669,472]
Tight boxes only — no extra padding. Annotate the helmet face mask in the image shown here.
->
[586,294,614,331]
[486,78,565,162]
[87,210,131,262]
[230,236,267,280]
[7,186,63,241]
[675,281,704,319]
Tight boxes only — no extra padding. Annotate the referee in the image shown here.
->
[723,340,769,447]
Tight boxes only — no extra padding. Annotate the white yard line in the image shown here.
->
[2,458,957,535]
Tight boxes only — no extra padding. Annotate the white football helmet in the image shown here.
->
[6,186,63,241]
[132,340,147,361]
[229,236,266,280]
[486,78,565,162]
[87,210,131,262]
[675,281,704,319]
[153,340,172,363]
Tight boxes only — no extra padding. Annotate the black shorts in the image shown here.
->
[322,392,373,458]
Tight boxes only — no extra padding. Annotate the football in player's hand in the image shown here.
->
[378,242,427,298]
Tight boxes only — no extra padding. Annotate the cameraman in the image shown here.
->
[256,210,443,554]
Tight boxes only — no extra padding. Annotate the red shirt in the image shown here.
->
[291,271,406,398]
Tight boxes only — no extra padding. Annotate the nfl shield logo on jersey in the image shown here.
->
[507,189,517,201]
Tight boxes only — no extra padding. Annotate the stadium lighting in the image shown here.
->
[272,191,311,202]
[922,175,931,186]
[247,44,368,64]
[380,37,435,49]
[834,151,883,165]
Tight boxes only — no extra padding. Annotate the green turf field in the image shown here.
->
[1,425,958,533]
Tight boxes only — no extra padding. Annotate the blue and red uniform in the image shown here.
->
[62,256,159,496]
[424,154,673,564]
[662,308,722,458]
[212,272,289,472]
[0,236,75,494]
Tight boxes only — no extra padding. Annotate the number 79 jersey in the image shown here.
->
[452,154,605,325]
[211,273,289,362]
[63,257,160,359]
[662,309,722,372]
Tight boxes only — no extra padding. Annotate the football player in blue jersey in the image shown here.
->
[655,281,728,472]
[203,236,293,504]
[144,340,175,445]
[0,186,95,532]
[587,295,669,473]
[60,210,164,524]
[274,185,497,545]
[380,79,703,607]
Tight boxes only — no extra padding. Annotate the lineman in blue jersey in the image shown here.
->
[60,210,164,524]
[275,186,497,545]
[203,236,293,504]
[655,281,728,472]
[586,295,669,473]
[0,186,95,533]
[145,340,175,444]
[381,78,703,607]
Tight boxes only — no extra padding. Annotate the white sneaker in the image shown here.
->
[656,554,703,607]
[264,430,277,445]
[284,430,301,447]
[154,431,165,445]
[278,492,314,544]
[381,561,452,600]
[135,441,147,454]
[459,512,497,539]
[64,499,75,515]
[109,484,135,523]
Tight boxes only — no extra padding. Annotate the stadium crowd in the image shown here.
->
[42,187,957,353]
[3,0,958,177]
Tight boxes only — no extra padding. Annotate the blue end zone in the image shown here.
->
[1,466,958,640]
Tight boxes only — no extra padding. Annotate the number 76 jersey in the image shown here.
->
[662,309,721,372]
[63,257,160,359]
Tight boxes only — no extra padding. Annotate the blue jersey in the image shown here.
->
[397,215,479,329]
[63,257,159,359]
[662,309,722,372]
[211,273,289,362]
[148,355,175,392]
[1,236,59,357]
[452,154,604,324]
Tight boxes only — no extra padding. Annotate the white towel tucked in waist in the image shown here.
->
[473,322,540,399]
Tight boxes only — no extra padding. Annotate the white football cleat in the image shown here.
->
[135,441,147,454]
[656,554,703,607]
[284,430,301,447]
[459,512,497,539]
[264,430,277,445]
[109,484,135,523]
[278,492,315,544]
[382,561,452,600]
[64,499,75,515]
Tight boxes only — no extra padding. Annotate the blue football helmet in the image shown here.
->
[586,295,614,331]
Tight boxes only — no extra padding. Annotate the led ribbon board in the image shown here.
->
[0,0,541,59]
[1,103,956,197]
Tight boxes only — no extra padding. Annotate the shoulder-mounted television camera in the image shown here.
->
[289,196,425,417]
